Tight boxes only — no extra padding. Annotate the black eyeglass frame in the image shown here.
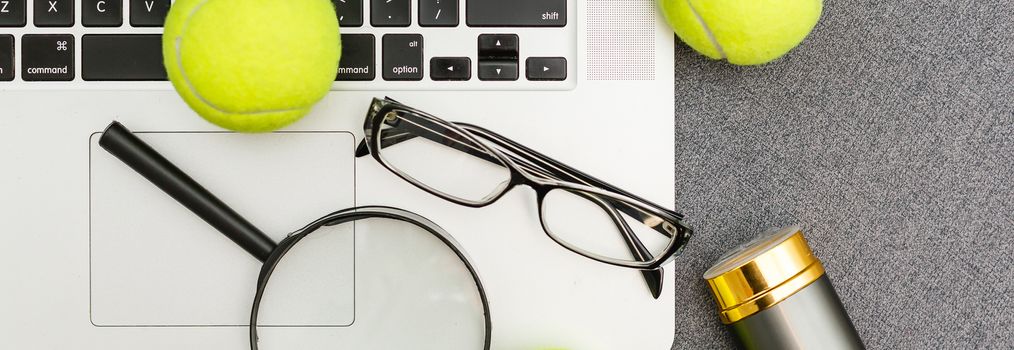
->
[356,98,693,272]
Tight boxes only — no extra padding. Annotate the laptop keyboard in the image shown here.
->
[0,0,573,88]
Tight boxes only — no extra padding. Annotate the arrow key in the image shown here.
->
[526,57,566,81]
[478,60,517,81]
[478,34,518,59]
[430,57,470,81]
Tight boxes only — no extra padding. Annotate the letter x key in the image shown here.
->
[34,0,73,27]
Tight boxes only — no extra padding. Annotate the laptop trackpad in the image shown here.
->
[89,131,356,327]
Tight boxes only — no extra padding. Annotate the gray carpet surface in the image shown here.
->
[668,0,1013,349]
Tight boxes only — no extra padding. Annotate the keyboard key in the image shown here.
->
[429,57,470,81]
[34,0,73,27]
[467,0,565,27]
[477,34,518,59]
[82,34,166,81]
[336,34,374,81]
[331,0,362,27]
[382,34,422,81]
[526,57,566,81]
[130,0,169,27]
[371,0,409,27]
[21,34,74,81]
[0,34,13,81]
[0,0,26,27]
[477,34,518,81]
[478,60,517,81]
[419,0,457,27]
[82,0,122,27]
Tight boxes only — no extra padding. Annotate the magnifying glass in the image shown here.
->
[98,121,491,349]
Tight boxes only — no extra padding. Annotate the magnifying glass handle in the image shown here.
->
[99,121,277,262]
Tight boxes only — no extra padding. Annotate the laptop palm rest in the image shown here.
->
[88,131,356,327]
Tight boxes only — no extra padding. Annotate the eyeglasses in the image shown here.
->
[355,97,694,298]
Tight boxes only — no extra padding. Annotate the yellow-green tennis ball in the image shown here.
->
[164,0,340,132]
[658,0,822,65]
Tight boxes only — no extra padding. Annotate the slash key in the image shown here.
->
[22,34,74,81]
[419,0,457,27]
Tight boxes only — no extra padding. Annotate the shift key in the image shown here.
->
[467,0,566,27]
[1,35,13,81]
[22,34,74,81]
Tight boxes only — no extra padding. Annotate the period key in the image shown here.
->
[371,0,409,27]
[22,34,74,81]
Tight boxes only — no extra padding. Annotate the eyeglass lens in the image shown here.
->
[542,188,672,264]
[376,111,512,204]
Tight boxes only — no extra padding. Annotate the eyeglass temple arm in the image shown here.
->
[99,122,277,262]
[582,191,666,299]
[460,124,682,217]
[459,124,690,239]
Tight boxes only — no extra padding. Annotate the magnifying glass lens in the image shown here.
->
[255,218,488,349]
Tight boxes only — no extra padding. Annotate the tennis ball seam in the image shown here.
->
[173,0,312,116]
[685,0,727,60]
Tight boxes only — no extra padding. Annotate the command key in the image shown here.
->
[22,34,74,81]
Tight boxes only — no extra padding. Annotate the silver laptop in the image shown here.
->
[0,0,681,348]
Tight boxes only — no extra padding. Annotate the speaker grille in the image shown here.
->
[586,0,657,80]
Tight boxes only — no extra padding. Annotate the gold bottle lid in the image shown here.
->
[703,225,825,324]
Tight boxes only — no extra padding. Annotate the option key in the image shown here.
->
[382,34,422,81]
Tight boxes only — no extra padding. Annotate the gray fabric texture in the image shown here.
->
[668,0,1012,349]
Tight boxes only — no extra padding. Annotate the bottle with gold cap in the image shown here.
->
[704,225,864,350]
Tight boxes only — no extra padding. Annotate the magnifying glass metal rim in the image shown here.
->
[250,206,492,350]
